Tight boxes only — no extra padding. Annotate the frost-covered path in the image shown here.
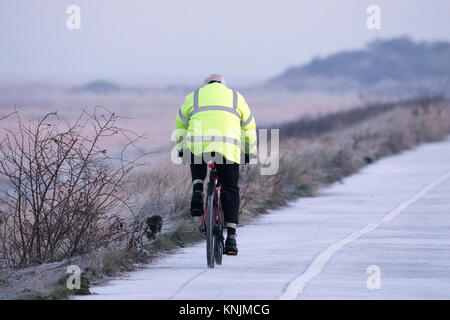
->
[78,138,450,300]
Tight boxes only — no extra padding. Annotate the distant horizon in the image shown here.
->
[2,1,450,87]
[1,34,449,89]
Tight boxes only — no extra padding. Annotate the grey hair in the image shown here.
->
[204,74,226,85]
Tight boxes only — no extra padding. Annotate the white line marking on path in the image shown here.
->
[279,170,450,300]
[168,269,209,299]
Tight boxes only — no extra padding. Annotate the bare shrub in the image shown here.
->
[0,107,148,268]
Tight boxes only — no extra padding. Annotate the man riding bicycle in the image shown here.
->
[175,74,257,255]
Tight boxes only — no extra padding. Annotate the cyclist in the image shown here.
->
[175,74,257,255]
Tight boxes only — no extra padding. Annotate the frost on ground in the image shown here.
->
[80,138,450,300]
[2,97,450,299]
[0,258,81,299]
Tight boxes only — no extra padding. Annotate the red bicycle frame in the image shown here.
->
[200,163,223,232]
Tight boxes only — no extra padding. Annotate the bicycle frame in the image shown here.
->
[200,163,223,230]
[200,162,225,268]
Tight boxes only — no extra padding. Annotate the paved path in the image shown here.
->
[79,138,450,299]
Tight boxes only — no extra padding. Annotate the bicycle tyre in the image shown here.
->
[206,188,215,268]
[214,191,224,265]
[215,234,223,265]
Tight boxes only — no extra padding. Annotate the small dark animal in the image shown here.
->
[145,215,163,240]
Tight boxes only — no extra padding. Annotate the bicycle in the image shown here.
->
[199,161,224,268]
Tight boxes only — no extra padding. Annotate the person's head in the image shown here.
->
[204,74,226,86]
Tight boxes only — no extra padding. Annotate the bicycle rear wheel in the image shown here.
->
[215,232,223,265]
[206,189,215,268]
[214,192,224,265]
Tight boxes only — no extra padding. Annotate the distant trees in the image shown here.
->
[268,37,450,93]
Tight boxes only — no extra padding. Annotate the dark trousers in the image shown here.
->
[189,153,240,225]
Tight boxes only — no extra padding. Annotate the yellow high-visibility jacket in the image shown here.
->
[175,82,257,164]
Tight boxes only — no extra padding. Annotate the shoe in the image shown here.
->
[190,190,203,217]
[224,235,238,255]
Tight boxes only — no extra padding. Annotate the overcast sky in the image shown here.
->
[1,0,450,86]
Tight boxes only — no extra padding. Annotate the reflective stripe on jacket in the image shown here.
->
[175,82,257,164]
